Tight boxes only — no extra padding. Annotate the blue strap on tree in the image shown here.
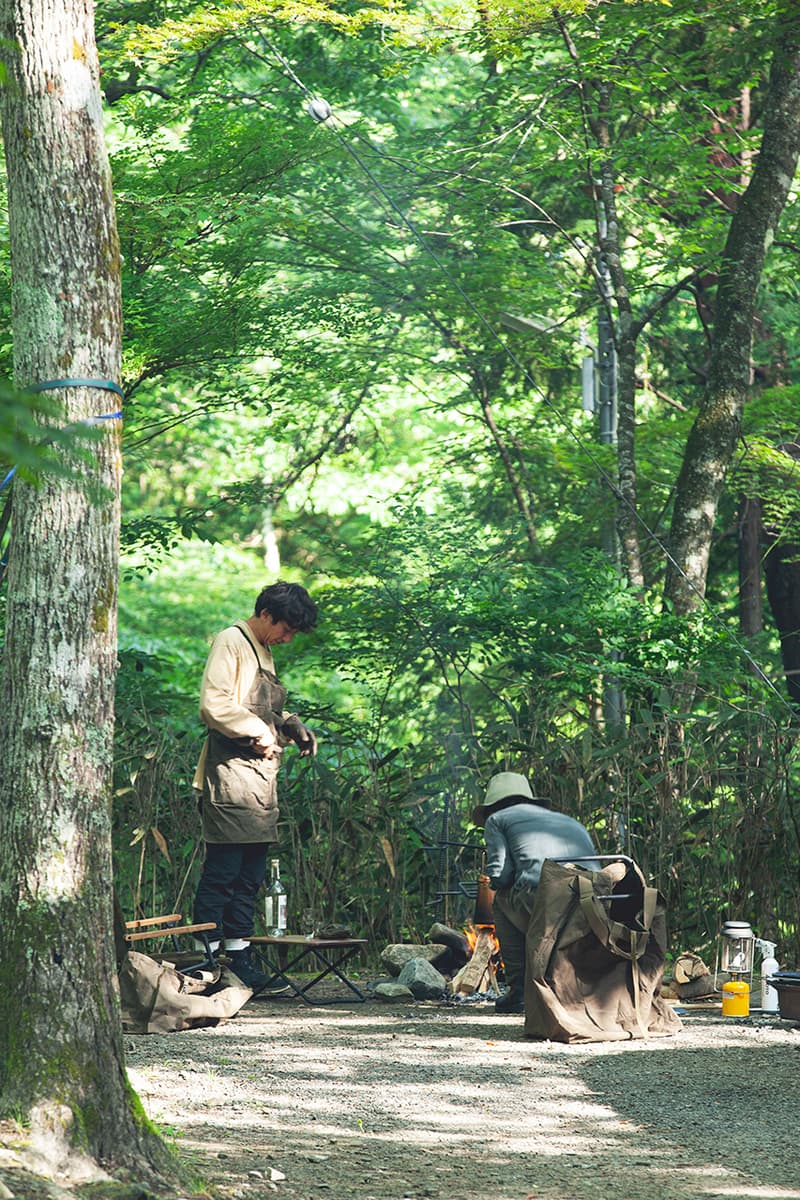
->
[29,377,124,399]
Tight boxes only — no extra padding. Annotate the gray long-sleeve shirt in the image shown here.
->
[484,802,598,892]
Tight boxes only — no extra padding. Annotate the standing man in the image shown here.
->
[192,581,318,991]
[472,771,598,1014]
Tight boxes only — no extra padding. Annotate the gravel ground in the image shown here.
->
[123,988,800,1200]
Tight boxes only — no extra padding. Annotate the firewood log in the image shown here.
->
[673,952,711,985]
[451,928,496,994]
[672,951,715,999]
[675,974,717,1000]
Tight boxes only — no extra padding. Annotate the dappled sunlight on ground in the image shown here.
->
[126,1000,800,1200]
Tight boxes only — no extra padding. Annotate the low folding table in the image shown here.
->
[249,935,368,1005]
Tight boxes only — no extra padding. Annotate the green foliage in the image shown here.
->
[0,387,108,485]
[113,647,202,918]
[115,517,800,955]
[113,0,393,65]
[108,0,594,67]
[80,0,800,959]
[735,386,800,545]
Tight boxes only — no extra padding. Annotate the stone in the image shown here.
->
[396,957,447,1000]
[380,943,448,975]
[374,981,415,1001]
[427,922,471,957]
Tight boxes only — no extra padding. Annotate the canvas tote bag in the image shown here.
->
[118,951,253,1033]
[523,857,682,1043]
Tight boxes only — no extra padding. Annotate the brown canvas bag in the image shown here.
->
[118,951,253,1033]
[523,858,682,1043]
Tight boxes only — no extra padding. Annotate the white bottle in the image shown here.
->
[264,858,287,937]
[756,938,779,1012]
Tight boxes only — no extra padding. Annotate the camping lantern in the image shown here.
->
[718,920,755,1016]
[719,921,755,977]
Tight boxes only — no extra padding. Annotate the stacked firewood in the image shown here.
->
[671,952,715,1000]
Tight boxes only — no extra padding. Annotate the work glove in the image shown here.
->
[282,715,318,757]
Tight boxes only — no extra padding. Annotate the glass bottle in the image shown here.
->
[264,858,287,936]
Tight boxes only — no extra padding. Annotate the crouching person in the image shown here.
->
[472,772,597,1014]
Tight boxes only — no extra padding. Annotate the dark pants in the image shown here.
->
[193,841,270,941]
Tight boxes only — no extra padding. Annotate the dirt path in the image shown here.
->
[125,991,800,1200]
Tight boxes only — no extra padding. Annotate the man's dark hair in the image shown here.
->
[254,581,317,631]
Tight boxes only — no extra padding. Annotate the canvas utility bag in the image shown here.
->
[523,857,682,1043]
[118,951,253,1034]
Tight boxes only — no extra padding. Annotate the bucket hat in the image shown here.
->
[472,771,534,825]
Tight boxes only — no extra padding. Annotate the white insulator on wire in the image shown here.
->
[307,97,332,123]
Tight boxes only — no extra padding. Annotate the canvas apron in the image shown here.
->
[201,632,287,844]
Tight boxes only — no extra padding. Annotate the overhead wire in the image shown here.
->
[263,37,794,715]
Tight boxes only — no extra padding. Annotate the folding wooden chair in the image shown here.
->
[123,913,218,977]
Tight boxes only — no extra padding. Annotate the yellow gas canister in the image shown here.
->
[722,979,750,1017]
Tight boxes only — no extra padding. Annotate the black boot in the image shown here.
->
[495,983,525,1014]
[226,947,279,994]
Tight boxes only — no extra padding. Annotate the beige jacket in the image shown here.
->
[192,622,290,790]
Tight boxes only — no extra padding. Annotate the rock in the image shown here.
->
[380,943,449,975]
[427,922,471,958]
[396,957,447,1000]
[374,981,415,1001]
[425,923,471,974]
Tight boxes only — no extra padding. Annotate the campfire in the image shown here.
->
[376,875,505,1002]
[449,874,503,998]
[450,920,502,996]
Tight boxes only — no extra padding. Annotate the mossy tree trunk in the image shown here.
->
[764,444,800,708]
[665,5,800,616]
[0,0,173,1186]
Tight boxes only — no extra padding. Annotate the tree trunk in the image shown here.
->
[665,7,800,615]
[0,0,173,1185]
[595,87,644,591]
[556,19,644,589]
[738,496,763,637]
[765,542,800,707]
[764,445,800,708]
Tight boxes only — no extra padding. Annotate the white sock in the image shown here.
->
[194,938,220,953]
[224,938,249,952]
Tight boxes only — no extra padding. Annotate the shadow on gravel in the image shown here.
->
[577,1038,800,1196]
